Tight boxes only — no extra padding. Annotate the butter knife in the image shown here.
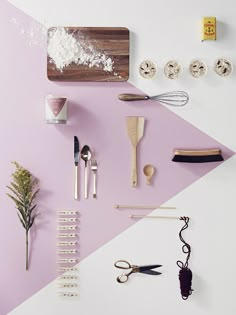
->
[74,136,80,199]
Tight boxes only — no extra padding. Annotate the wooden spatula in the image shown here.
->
[126,116,145,187]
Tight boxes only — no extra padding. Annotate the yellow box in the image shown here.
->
[202,17,216,41]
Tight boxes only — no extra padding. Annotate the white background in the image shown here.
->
[8,0,236,314]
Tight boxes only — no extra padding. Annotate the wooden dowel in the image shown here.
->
[114,204,176,210]
[129,215,181,220]
[114,205,176,210]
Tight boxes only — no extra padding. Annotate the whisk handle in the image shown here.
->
[118,94,149,101]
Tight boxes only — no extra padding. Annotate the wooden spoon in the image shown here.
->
[143,164,155,185]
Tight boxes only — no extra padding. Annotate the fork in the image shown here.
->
[91,159,98,199]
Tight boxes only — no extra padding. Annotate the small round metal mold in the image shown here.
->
[214,58,233,77]
[139,60,157,79]
[164,60,182,79]
[189,60,207,78]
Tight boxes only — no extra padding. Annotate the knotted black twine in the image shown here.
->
[176,216,193,300]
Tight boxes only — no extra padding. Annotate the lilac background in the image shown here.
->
[0,1,234,314]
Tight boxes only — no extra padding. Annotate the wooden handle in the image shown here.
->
[84,164,88,199]
[131,145,137,186]
[118,94,149,101]
[74,165,78,200]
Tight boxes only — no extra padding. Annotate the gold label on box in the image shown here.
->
[202,17,216,41]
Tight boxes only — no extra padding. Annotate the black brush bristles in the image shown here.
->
[172,154,224,163]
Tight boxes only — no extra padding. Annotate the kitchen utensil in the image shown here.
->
[57,267,78,272]
[172,149,224,163]
[81,145,92,199]
[60,275,78,280]
[114,260,162,283]
[74,136,80,199]
[57,218,79,223]
[57,258,78,264]
[57,233,79,238]
[58,292,79,298]
[57,249,78,255]
[57,210,79,216]
[130,215,182,219]
[57,225,78,231]
[57,283,78,288]
[91,159,98,198]
[47,27,129,82]
[126,117,145,187]
[114,204,176,210]
[143,164,155,185]
[119,91,189,107]
[57,241,78,247]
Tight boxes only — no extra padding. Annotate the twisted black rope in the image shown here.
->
[176,216,193,300]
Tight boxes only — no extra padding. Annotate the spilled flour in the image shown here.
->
[47,27,114,72]
[11,17,47,47]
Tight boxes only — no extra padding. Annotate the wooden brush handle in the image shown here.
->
[119,94,149,101]
[131,145,137,187]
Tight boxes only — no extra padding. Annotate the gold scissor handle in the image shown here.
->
[117,272,131,283]
[114,260,132,270]
[115,260,139,283]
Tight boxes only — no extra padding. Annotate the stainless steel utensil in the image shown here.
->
[74,136,80,199]
[81,145,92,199]
[119,91,189,107]
[91,159,98,198]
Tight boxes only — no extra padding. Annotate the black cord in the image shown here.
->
[176,216,193,300]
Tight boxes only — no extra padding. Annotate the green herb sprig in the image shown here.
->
[7,162,39,270]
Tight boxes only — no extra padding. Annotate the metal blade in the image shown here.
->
[139,265,162,273]
[74,136,80,166]
[141,270,162,276]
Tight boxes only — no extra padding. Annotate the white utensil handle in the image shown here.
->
[84,164,88,199]
[93,172,97,198]
[131,145,137,187]
[74,165,78,199]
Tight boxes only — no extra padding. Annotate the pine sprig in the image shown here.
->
[7,162,39,270]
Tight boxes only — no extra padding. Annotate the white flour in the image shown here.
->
[11,18,47,47]
[47,27,114,72]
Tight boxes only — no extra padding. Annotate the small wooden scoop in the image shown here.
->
[143,164,155,185]
[126,117,145,187]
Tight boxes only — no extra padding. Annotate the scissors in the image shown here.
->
[114,260,162,283]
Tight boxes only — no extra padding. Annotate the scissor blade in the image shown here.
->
[139,265,162,273]
[141,270,162,276]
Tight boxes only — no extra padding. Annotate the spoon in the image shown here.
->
[81,145,92,199]
[143,164,155,185]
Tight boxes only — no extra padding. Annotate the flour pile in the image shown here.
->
[47,27,114,72]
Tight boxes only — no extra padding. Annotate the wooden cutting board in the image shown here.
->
[47,27,129,82]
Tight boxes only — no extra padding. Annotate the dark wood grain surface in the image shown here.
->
[47,27,129,82]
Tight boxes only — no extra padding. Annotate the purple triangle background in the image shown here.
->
[0,1,234,314]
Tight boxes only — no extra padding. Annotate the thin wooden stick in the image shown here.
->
[114,204,176,210]
[129,214,181,219]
